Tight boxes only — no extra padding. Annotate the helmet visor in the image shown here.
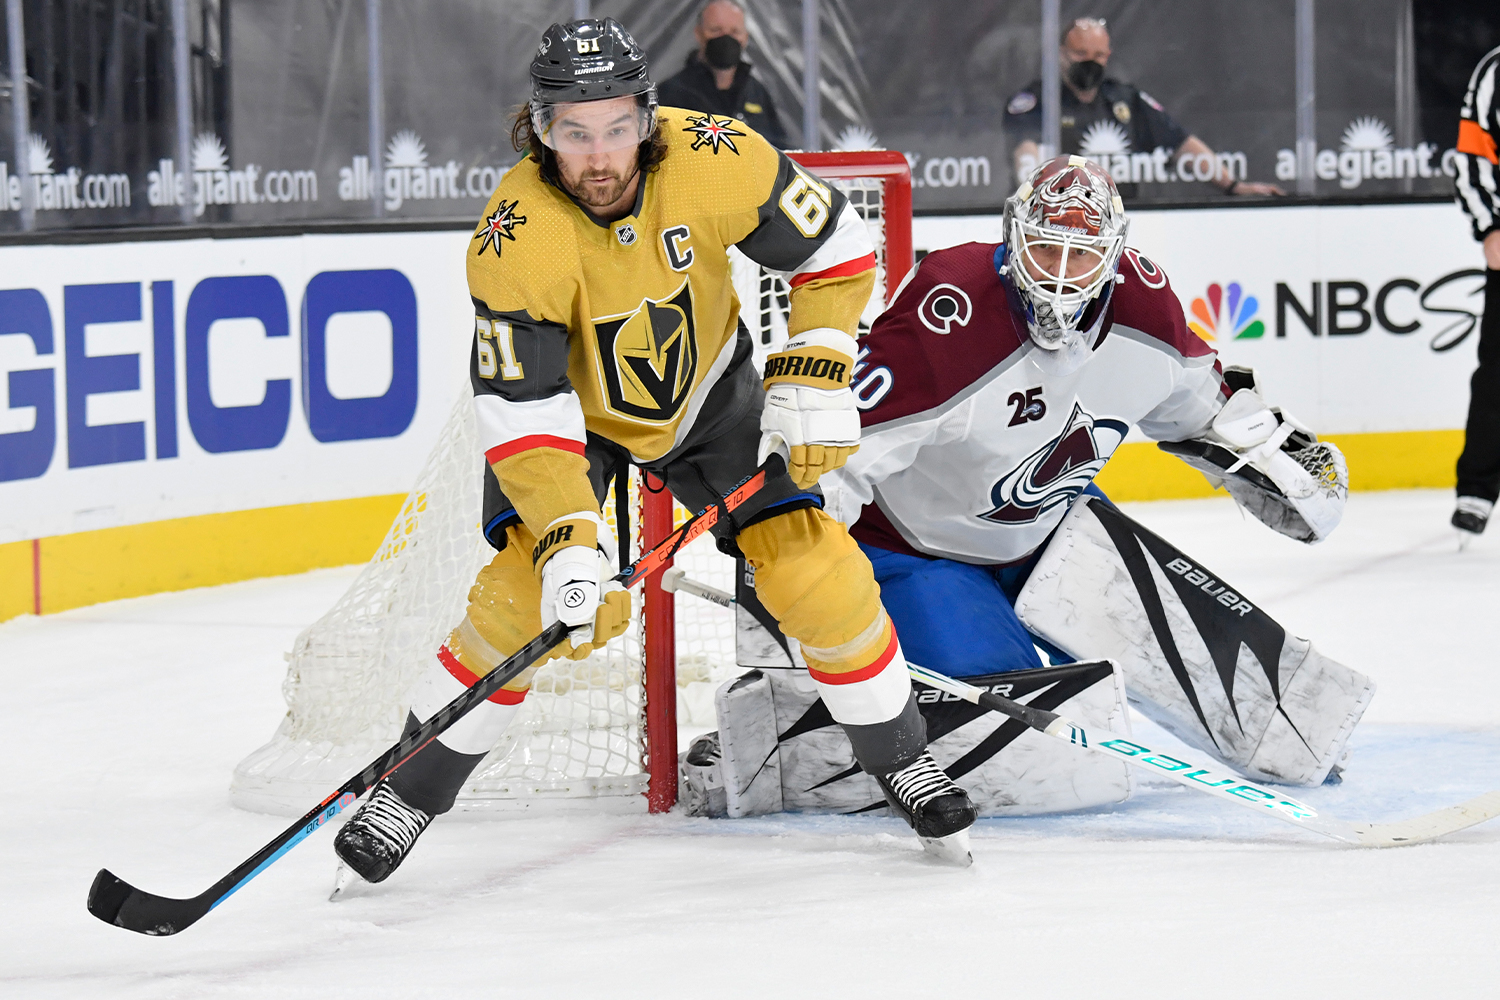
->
[532,95,655,154]
[1014,223,1116,302]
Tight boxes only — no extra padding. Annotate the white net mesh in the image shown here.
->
[230,163,898,816]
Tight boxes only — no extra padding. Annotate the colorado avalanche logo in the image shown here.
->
[979,404,1128,524]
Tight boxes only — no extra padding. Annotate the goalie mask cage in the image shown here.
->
[229,151,913,817]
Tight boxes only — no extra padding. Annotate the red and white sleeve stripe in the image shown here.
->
[474,391,587,465]
[788,202,877,287]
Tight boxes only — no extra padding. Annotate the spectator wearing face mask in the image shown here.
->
[1006,17,1283,199]
[657,0,791,149]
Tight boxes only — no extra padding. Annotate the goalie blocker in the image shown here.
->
[1014,496,1374,786]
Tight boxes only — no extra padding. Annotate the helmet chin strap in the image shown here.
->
[1027,280,1113,374]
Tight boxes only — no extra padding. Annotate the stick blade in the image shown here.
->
[1352,789,1500,847]
[87,869,210,936]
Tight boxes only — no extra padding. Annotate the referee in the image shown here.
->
[1453,44,1500,537]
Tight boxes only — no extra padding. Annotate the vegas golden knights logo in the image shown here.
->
[594,280,699,421]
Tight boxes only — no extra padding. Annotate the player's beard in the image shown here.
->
[560,156,640,210]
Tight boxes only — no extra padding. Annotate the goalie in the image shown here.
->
[814,156,1371,789]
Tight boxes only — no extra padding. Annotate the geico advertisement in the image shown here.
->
[914,202,1485,436]
[0,230,474,543]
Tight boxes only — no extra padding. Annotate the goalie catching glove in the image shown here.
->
[1160,374,1347,543]
[533,511,631,658]
[758,328,861,489]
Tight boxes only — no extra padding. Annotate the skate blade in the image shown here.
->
[918,829,973,867]
[1456,529,1476,552]
[329,862,361,901]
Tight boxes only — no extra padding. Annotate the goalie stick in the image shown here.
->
[86,461,781,936]
[908,661,1500,848]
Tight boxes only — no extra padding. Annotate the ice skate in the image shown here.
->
[876,752,977,866]
[1453,497,1492,549]
[329,861,360,901]
[332,780,432,885]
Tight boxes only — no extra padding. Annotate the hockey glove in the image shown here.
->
[534,512,631,658]
[758,328,861,489]
[1160,387,1348,543]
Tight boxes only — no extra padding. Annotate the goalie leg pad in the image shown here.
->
[1013,496,1375,785]
[707,661,1131,818]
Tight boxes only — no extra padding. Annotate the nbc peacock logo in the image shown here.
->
[1188,281,1264,341]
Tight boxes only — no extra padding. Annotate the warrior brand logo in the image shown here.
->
[762,353,848,386]
[594,279,699,421]
[532,524,576,565]
[980,403,1127,524]
[683,114,745,155]
[474,199,527,257]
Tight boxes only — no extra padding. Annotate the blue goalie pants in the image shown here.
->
[858,486,1109,678]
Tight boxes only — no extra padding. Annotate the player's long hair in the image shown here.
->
[510,105,669,188]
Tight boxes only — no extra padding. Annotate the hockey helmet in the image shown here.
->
[1001,155,1128,352]
[529,19,658,154]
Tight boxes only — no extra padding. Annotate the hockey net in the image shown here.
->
[230,151,913,816]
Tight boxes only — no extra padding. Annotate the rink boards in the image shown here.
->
[0,201,1483,618]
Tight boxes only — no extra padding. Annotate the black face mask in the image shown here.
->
[1067,59,1106,91]
[704,35,743,71]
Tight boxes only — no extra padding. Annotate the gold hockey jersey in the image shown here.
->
[466,108,876,542]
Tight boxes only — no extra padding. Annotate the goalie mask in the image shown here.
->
[1002,156,1128,353]
[529,18,658,154]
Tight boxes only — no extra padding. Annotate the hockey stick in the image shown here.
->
[87,460,781,936]
[908,662,1500,848]
[660,567,734,608]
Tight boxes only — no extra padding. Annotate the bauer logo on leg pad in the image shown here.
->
[1163,557,1255,616]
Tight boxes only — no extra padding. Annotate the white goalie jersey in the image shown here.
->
[824,241,1230,566]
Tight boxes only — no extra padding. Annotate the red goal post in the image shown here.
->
[639,149,914,812]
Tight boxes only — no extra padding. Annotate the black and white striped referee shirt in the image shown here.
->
[1457,45,1500,242]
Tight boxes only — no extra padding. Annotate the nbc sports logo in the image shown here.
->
[1188,282,1264,341]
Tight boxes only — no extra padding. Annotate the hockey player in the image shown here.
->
[333,18,977,883]
[822,157,1365,786]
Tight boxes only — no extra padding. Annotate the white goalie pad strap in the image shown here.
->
[1013,496,1375,785]
[706,661,1132,818]
[406,646,522,757]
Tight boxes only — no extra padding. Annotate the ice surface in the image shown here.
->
[3,491,1498,998]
